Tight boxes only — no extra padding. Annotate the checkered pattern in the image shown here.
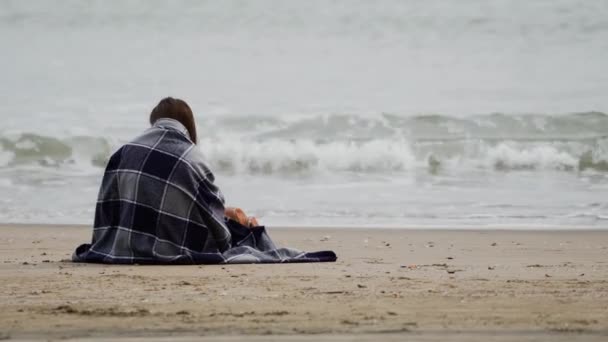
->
[73,119,337,264]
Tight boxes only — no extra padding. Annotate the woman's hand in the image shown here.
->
[225,207,259,228]
[247,216,259,227]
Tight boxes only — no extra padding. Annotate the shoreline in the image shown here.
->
[1,225,607,340]
[2,223,607,231]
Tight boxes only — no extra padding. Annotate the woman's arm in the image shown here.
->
[195,177,232,252]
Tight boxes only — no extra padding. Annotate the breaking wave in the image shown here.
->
[1,112,608,175]
[200,138,608,174]
[0,134,112,171]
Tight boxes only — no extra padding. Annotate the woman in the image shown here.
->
[73,97,336,264]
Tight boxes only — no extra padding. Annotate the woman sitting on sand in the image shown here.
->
[73,97,336,264]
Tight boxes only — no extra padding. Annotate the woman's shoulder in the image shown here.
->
[181,146,216,183]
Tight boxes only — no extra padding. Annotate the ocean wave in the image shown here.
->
[1,112,607,175]
[0,133,111,170]
[201,139,608,174]
[205,111,608,142]
[200,139,417,174]
[482,144,579,171]
[1,135,607,175]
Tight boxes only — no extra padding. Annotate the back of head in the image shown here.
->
[149,97,198,144]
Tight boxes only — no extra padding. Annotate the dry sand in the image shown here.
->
[1,224,607,341]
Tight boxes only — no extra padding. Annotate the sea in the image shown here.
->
[1,0,607,228]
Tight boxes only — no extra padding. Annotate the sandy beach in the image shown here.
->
[1,225,607,341]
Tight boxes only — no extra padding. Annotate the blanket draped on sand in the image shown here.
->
[72,118,336,264]
[74,220,337,264]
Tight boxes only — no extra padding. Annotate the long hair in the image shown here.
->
[149,97,197,144]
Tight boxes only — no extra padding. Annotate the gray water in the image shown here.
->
[1,0,608,227]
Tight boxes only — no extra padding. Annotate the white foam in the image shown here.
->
[200,137,602,175]
[200,138,417,174]
[480,143,579,171]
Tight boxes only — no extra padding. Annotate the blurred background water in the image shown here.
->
[1,0,607,227]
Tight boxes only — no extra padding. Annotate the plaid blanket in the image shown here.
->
[73,118,336,264]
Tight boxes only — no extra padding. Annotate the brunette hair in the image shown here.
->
[149,97,197,143]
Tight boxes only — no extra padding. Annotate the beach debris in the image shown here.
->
[545,274,552,278]
[400,264,418,269]
[526,264,545,268]
[53,305,151,317]
[580,273,585,277]
[491,242,497,246]
[549,327,587,334]
[52,305,75,314]
[41,252,47,256]
[446,257,454,260]
[264,311,289,316]
[357,284,367,289]
[176,281,192,286]
[209,311,254,318]
[387,311,398,316]
[320,235,331,242]
[447,269,463,274]
[42,260,50,263]
[363,258,390,265]
[432,263,448,268]
[425,242,435,248]
[488,266,495,270]
[175,310,190,315]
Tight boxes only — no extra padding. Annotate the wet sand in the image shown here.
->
[0,225,607,341]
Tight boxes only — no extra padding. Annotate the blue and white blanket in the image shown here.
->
[73,118,337,264]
